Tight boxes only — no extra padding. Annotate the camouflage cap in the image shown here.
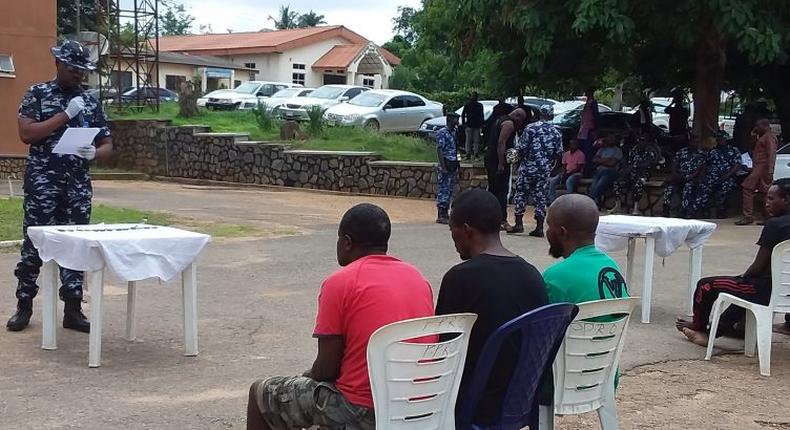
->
[539,104,554,118]
[51,40,96,71]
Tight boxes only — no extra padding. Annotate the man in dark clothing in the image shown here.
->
[483,99,515,151]
[462,92,485,159]
[485,108,528,228]
[664,92,690,137]
[435,189,548,426]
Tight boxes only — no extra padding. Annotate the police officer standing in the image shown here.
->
[7,41,113,332]
[435,112,461,224]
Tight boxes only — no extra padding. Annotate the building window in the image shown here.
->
[292,72,305,85]
[244,62,256,70]
[165,75,187,91]
[293,63,306,70]
[0,54,15,77]
[234,80,241,88]
[363,78,375,88]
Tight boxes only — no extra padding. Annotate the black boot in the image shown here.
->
[436,207,449,225]
[529,217,545,237]
[6,298,33,332]
[506,216,524,234]
[63,299,90,333]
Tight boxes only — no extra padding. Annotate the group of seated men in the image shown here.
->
[246,189,629,430]
[547,132,748,219]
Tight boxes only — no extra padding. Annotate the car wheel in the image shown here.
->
[364,119,380,131]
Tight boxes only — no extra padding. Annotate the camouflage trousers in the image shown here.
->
[436,165,458,210]
[661,178,700,216]
[613,169,650,205]
[15,166,92,301]
[514,165,550,219]
[696,178,738,212]
[252,376,375,430]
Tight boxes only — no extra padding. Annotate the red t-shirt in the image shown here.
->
[313,255,435,408]
[562,149,586,174]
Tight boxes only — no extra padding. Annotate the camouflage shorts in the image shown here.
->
[252,376,375,430]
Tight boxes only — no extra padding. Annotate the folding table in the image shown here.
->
[27,224,211,367]
[595,215,717,323]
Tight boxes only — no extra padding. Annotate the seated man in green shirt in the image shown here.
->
[543,194,629,304]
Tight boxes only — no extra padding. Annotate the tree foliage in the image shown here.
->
[57,0,104,36]
[159,1,195,36]
[269,5,300,30]
[297,11,327,28]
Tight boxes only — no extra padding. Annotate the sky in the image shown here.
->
[175,0,422,45]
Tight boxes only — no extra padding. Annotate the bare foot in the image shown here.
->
[675,317,694,332]
[682,328,709,346]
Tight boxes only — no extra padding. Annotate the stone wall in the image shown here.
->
[109,119,485,198]
[0,156,26,178]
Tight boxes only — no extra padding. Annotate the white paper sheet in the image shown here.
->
[741,152,753,169]
[53,127,101,155]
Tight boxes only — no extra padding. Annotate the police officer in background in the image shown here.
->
[7,41,113,332]
[435,112,461,224]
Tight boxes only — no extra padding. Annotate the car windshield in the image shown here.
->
[271,88,300,98]
[258,84,280,97]
[310,86,346,99]
[552,107,582,127]
[349,92,387,107]
[234,82,260,94]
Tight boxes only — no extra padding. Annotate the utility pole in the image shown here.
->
[76,0,82,32]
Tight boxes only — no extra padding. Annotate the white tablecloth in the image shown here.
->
[28,224,211,282]
[595,215,717,257]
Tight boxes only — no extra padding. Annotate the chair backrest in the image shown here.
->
[456,303,580,430]
[552,297,640,416]
[367,313,478,430]
[770,239,790,313]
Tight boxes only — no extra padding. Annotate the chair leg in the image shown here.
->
[754,310,773,376]
[744,311,757,357]
[705,299,726,361]
[597,384,619,430]
[539,405,555,430]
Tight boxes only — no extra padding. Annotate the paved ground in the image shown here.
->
[0,180,788,429]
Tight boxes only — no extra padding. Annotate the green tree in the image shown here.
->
[269,5,300,30]
[297,10,326,28]
[57,0,104,36]
[159,1,195,36]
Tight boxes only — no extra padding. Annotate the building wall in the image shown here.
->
[0,0,56,156]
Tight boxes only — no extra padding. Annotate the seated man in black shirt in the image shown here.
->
[435,188,549,425]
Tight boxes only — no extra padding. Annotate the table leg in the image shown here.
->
[641,236,656,324]
[626,237,636,288]
[182,263,198,356]
[126,281,137,341]
[41,261,59,350]
[88,270,105,368]
[688,247,703,317]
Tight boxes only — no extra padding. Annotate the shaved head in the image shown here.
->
[545,194,600,258]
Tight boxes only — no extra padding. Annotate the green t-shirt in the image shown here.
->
[543,245,629,304]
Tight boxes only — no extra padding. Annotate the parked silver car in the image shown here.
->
[277,85,369,121]
[324,90,443,132]
[263,87,314,113]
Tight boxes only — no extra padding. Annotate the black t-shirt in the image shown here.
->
[756,214,790,278]
[435,253,548,425]
[485,117,516,165]
[463,101,485,128]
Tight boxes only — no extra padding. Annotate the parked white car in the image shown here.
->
[324,90,443,132]
[198,81,302,110]
[278,85,369,121]
[775,143,790,181]
[263,87,314,113]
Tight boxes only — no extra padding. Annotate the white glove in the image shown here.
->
[65,96,86,119]
[77,144,96,161]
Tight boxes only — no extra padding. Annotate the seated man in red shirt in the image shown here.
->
[246,204,435,430]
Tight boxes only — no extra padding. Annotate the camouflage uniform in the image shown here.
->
[697,143,741,213]
[252,376,375,430]
[513,121,563,219]
[662,147,707,216]
[614,142,659,207]
[435,126,459,210]
[15,81,111,301]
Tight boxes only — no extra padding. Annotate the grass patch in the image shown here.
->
[110,102,280,141]
[0,198,259,241]
[110,103,438,162]
[293,127,436,162]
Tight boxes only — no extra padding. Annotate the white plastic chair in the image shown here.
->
[705,239,790,376]
[367,313,477,430]
[540,297,640,430]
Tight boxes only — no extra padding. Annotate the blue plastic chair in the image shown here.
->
[456,303,580,430]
